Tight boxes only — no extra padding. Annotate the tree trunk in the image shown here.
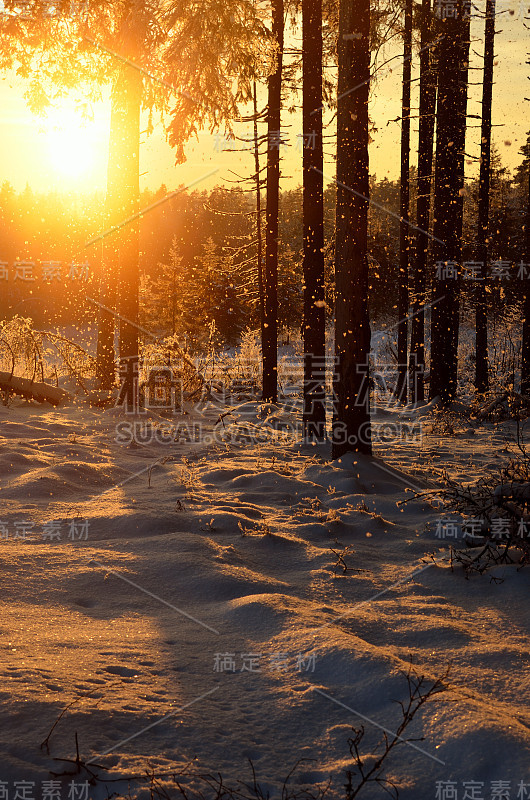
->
[97,69,130,391]
[332,0,371,459]
[96,76,124,389]
[429,0,470,403]
[475,0,495,394]
[117,66,142,367]
[262,0,284,403]
[96,245,117,390]
[253,81,265,343]
[302,0,326,440]
[395,0,412,403]
[409,0,436,404]
[521,159,530,394]
[96,3,143,394]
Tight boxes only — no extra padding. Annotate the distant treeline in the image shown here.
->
[0,147,527,343]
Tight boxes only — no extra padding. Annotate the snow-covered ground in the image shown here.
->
[0,393,529,798]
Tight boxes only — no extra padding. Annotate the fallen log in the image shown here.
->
[475,392,508,420]
[0,371,72,406]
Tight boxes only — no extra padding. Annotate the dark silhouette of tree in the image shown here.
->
[513,133,530,192]
[98,5,145,389]
[253,81,265,342]
[332,0,372,458]
[395,0,412,403]
[302,0,326,440]
[409,0,437,403]
[521,131,530,394]
[429,0,470,403]
[474,0,496,394]
[262,0,284,403]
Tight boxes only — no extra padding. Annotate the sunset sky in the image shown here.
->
[0,3,528,197]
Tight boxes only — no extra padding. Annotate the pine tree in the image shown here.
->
[193,238,246,345]
[302,0,326,440]
[409,0,437,404]
[395,0,413,403]
[252,81,265,342]
[332,0,372,458]
[520,132,530,394]
[429,0,470,403]
[99,2,146,389]
[474,0,496,394]
[513,133,530,190]
[262,0,284,403]
[146,237,184,336]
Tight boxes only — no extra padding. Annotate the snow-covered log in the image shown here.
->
[0,371,72,406]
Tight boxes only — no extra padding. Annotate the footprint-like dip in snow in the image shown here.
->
[104,665,140,677]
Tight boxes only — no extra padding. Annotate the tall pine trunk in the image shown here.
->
[117,67,142,367]
[521,160,530,395]
[96,4,143,393]
[262,0,284,403]
[253,81,265,342]
[332,0,371,459]
[475,0,495,394]
[395,0,412,403]
[429,0,470,403]
[409,0,436,404]
[96,170,117,392]
[97,67,134,390]
[302,0,326,440]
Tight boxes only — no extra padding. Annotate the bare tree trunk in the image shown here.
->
[475,0,495,394]
[96,3,143,394]
[429,0,470,403]
[96,74,124,389]
[302,0,326,440]
[521,159,530,394]
[171,267,177,336]
[97,67,132,391]
[409,0,436,404]
[395,0,412,403]
[253,81,265,343]
[117,67,142,368]
[96,235,117,390]
[332,0,371,459]
[262,0,284,403]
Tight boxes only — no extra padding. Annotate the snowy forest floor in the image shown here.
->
[0,394,529,798]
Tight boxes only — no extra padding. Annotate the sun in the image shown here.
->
[44,107,100,180]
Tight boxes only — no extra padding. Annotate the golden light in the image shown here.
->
[43,106,102,180]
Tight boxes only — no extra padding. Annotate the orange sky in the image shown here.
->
[0,5,528,196]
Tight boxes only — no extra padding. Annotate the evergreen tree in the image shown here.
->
[474,0,496,394]
[520,132,530,394]
[395,0,412,403]
[302,0,326,440]
[409,0,436,403]
[332,0,372,458]
[262,0,284,403]
[429,0,470,403]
